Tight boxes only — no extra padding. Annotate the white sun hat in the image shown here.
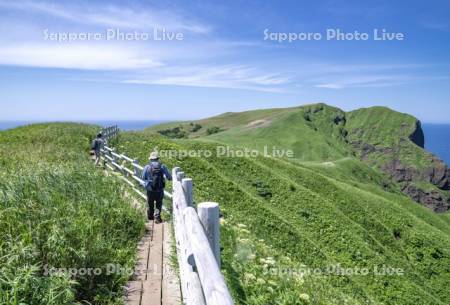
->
[149,151,159,160]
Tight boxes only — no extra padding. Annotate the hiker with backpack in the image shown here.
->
[92,132,107,166]
[142,151,172,223]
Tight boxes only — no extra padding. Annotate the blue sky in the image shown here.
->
[0,0,449,122]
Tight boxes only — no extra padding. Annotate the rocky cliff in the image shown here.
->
[346,107,449,212]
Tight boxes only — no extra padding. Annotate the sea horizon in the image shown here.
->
[422,123,450,166]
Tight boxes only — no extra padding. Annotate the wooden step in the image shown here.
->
[124,220,181,305]
[141,222,163,304]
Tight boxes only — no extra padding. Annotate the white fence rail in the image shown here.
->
[99,126,234,305]
[102,125,119,141]
[100,145,172,201]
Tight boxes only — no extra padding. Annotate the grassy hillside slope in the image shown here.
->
[117,131,450,305]
[0,124,145,305]
[147,103,450,212]
[3,115,448,305]
[146,104,351,161]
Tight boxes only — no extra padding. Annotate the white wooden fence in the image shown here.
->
[101,125,119,141]
[98,126,234,305]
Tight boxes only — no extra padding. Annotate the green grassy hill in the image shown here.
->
[0,123,145,305]
[117,131,450,305]
[146,104,352,161]
[2,104,449,305]
[147,103,450,212]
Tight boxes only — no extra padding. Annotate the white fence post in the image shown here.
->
[133,159,139,176]
[177,171,185,182]
[111,148,117,170]
[182,178,194,207]
[172,167,181,180]
[183,207,234,305]
[197,202,221,268]
[106,148,112,165]
[172,167,206,305]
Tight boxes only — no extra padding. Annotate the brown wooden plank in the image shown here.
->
[135,228,151,281]
[162,223,182,305]
[148,222,163,277]
[123,281,142,305]
[134,223,152,281]
[141,222,163,305]
[141,274,162,305]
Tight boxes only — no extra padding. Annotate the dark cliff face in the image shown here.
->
[387,126,449,212]
[346,109,450,212]
[380,157,450,212]
[401,184,449,212]
[409,120,425,148]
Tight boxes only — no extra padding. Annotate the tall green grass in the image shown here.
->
[118,131,450,305]
[0,123,145,304]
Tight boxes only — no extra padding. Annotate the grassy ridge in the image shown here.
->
[118,131,450,305]
[147,104,449,204]
[345,106,434,172]
[0,124,145,304]
[2,120,448,305]
[346,107,418,147]
[205,104,351,161]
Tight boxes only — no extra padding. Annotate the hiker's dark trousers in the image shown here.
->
[147,190,164,219]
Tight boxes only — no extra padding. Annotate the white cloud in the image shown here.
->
[314,75,409,89]
[303,63,429,77]
[0,43,162,70]
[124,65,290,92]
[302,62,447,89]
[315,83,342,89]
[0,0,211,34]
[313,74,449,90]
[0,1,210,71]
[0,1,444,93]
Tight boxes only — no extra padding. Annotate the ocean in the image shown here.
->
[422,124,450,166]
[1,121,449,166]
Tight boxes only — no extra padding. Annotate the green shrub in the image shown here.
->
[158,126,187,138]
[206,126,222,135]
[191,123,202,132]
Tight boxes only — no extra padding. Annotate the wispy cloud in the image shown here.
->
[0,1,290,91]
[314,74,450,90]
[315,83,342,89]
[0,1,446,94]
[123,65,291,92]
[0,43,162,70]
[0,1,211,71]
[314,76,406,89]
[299,62,448,89]
[0,0,211,33]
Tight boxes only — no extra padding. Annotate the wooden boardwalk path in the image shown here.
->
[99,125,234,305]
[124,221,181,305]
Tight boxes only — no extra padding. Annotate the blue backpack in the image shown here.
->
[145,162,165,191]
[91,138,103,150]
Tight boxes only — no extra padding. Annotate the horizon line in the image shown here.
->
[1,118,450,124]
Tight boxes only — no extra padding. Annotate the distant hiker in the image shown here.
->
[92,132,106,166]
[142,152,172,223]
